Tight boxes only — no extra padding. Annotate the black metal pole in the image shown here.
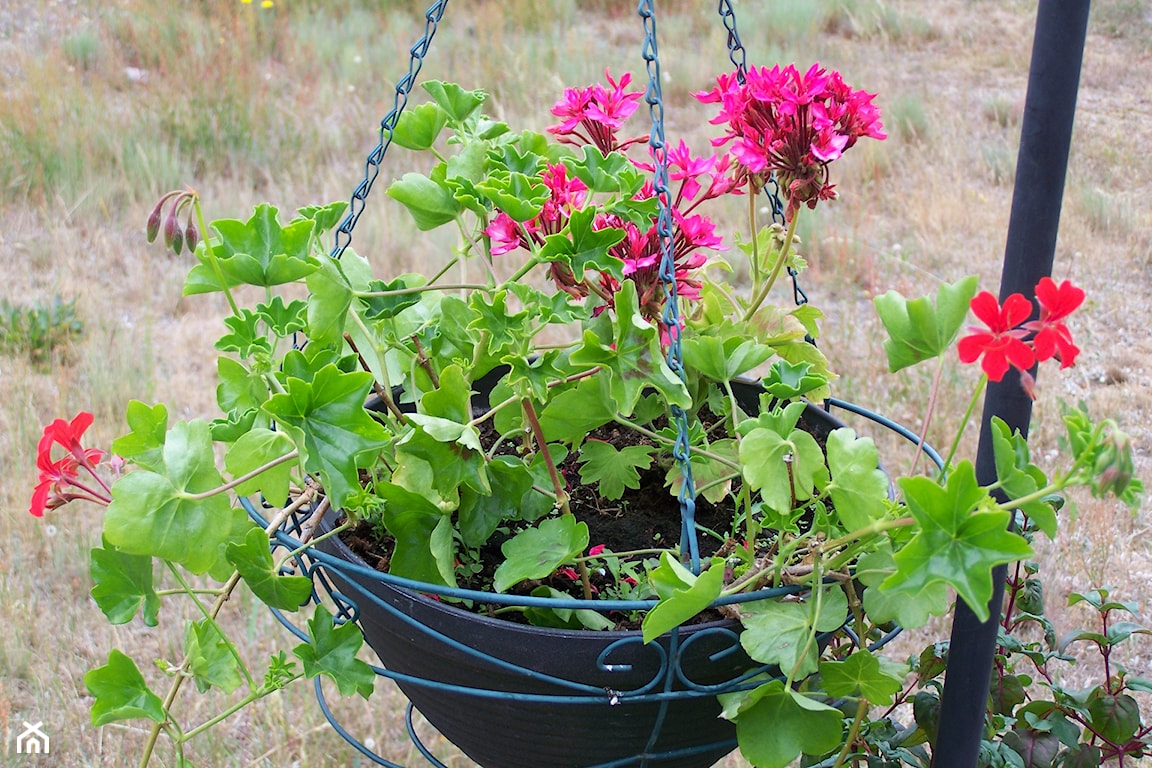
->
[932,2,1090,767]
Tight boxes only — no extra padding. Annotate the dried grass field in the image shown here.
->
[1,1,1150,766]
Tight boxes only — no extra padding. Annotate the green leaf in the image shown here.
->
[824,428,890,531]
[256,296,307,337]
[224,428,295,508]
[387,171,462,230]
[739,425,826,515]
[186,204,319,292]
[305,256,354,349]
[216,358,268,417]
[538,376,616,443]
[874,276,979,372]
[103,420,233,574]
[820,651,905,705]
[570,281,691,415]
[720,680,844,768]
[376,482,456,586]
[641,554,725,643]
[90,538,160,626]
[856,545,948,629]
[458,456,535,548]
[110,401,168,472]
[739,586,848,678]
[525,586,615,630]
[263,364,392,509]
[226,528,313,611]
[493,514,589,593]
[762,359,827,400]
[361,276,424,320]
[390,101,449,150]
[537,207,626,280]
[422,80,486,123]
[475,169,548,222]
[562,145,645,193]
[185,618,244,694]
[577,440,655,500]
[990,418,1057,538]
[1087,691,1140,744]
[293,605,375,699]
[85,649,166,726]
[215,309,271,358]
[883,461,1033,622]
[296,201,348,235]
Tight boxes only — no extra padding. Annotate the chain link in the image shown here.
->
[638,0,701,574]
[330,1,450,259]
[717,0,748,83]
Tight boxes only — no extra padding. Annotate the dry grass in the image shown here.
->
[2,1,1150,766]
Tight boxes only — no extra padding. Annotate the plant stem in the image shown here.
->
[938,373,987,481]
[909,354,946,477]
[613,416,740,470]
[166,562,256,690]
[748,190,760,286]
[830,698,870,768]
[355,282,491,298]
[192,195,242,319]
[521,398,569,515]
[183,450,299,501]
[742,209,801,323]
[136,503,302,768]
[179,676,302,742]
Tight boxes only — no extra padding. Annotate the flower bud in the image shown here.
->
[185,217,200,253]
[164,207,183,255]
[146,198,165,242]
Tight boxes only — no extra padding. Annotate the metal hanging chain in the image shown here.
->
[717,0,748,83]
[330,0,450,260]
[638,0,701,575]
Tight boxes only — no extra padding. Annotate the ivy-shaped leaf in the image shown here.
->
[873,276,979,372]
[824,428,890,531]
[255,296,307,337]
[226,528,313,611]
[90,538,160,626]
[578,440,655,500]
[305,256,354,349]
[185,618,244,694]
[185,204,319,294]
[990,417,1057,538]
[390,101,449,150]
[856,545,948,629]
[293,605,375,699]
[110,400,168,472]
[85,649,167,726]
[493,514,589,593]
[422,80,486,124]
[739,586,848,678]
[641,554,725,643]
[820,651,904,705]
[458,456,535,548]
[738,425,827,515]
[718,679,844,768]
[387,169,462,231]
[883,461,1033,622]
[296,201,349,235]
[376,482,456,586]
[103,420,233,574]
[762,359,827,401]
[569,281,690,415]
[562,145,645,194]
[262,364,392,509]
[224,428,296,508]
[361,276,424,320]
[537,207,626,281]
[475,169,548,222]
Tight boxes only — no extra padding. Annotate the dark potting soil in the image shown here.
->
[341,409,831,628]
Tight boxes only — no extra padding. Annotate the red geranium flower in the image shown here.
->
[1025,277,1084,368]
[957,291,1035,382]
[29,411,109,517]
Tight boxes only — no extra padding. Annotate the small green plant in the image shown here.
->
[0,295,84,365]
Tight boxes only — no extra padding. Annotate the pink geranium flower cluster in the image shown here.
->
[547,69,647,155]
[487,72,739,333]
[958,277,1085,387]
[696,63,886,220]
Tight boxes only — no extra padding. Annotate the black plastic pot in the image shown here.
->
[307,383,851,768]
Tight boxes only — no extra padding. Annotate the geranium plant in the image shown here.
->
[31,65,1145,768]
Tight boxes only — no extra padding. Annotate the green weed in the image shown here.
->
[0,296,84,366]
